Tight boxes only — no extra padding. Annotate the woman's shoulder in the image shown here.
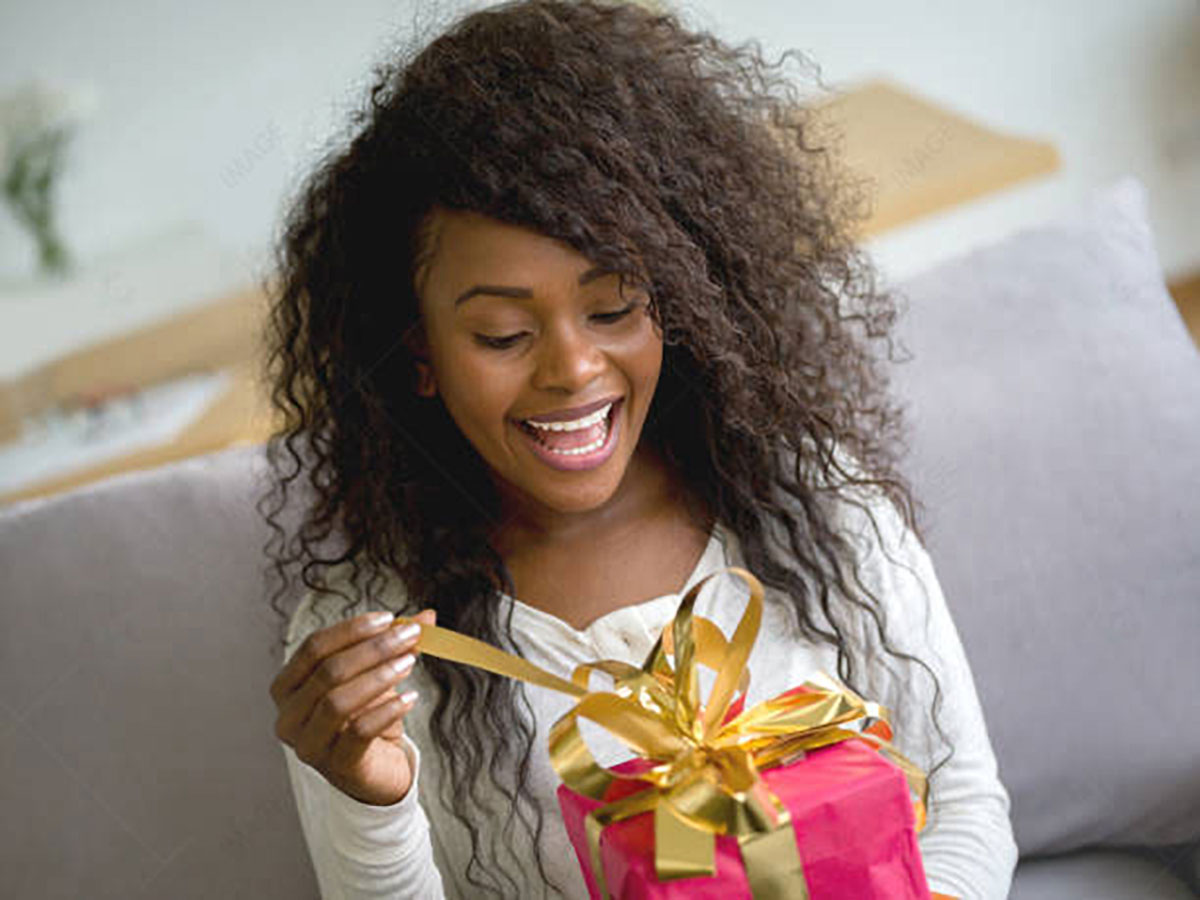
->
[770,442,935,641]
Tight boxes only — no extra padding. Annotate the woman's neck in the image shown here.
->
[489,443,708,556]
[487,445,717,626]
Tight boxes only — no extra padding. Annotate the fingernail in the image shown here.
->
[388,654,415,677]
[367,611,395,629]
[390,622,421,644]
[399,689,418,706]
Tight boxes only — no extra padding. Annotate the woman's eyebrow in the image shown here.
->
[453,265,612,308]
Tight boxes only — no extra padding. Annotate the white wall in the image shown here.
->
[1,0,1197,295]
[0,0,424,284]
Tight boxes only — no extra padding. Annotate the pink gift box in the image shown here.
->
[557,738,931,900]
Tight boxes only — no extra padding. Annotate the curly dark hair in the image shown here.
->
[258,1,953,896]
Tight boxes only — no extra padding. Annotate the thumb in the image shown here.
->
[411,608,437,658]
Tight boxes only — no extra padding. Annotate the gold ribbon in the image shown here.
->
[398,566,928,899]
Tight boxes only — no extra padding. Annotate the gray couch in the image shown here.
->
[2,176,1197,898]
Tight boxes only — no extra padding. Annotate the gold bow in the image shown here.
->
[400,566,928,899]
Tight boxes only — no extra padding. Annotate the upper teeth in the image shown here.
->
[524,402,614,432]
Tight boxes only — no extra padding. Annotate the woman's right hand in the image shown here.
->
[270,608,436,807]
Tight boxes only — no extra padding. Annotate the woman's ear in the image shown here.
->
[403,323,437,398]
[414,360,437,398]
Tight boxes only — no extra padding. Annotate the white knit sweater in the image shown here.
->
[279,489,1018,899]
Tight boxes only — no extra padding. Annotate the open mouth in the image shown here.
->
[514,397,622,466]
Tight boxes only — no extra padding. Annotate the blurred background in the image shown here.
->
[1,0,1198,505]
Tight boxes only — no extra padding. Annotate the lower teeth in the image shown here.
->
[547,435,605,456]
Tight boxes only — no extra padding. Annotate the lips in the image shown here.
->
[520,395,622,424]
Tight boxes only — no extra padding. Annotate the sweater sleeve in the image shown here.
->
[279,598,447,900]
[845,491,1019,900]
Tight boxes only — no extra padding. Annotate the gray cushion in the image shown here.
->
[0,446,320,898]
[890,176,1200,856]
[1011,850,1196,900]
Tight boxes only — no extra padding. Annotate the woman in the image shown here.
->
[264,1,1018,897]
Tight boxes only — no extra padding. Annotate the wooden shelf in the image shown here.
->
[0,360,280,507]
[808,78,1061,236]
[1168,271,1200,349]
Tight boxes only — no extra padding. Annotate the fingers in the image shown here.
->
[343,688,419,745]
[277,621,416,735]
[271,609,436,766]
[270,611,396,705]
[322,688,421,803]
[288,649,417,766]
[408,609,436,658]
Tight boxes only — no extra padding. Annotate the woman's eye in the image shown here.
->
[474,332,527,350]
[473,303,637,351]
[591,302,637,324]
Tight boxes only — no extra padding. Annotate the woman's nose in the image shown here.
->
[530,320,606,393]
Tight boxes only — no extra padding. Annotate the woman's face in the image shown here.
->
[410,208,664,527]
